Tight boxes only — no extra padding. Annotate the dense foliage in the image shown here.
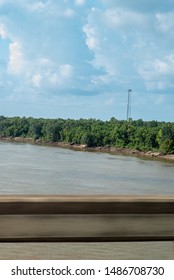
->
[0,116,174,153]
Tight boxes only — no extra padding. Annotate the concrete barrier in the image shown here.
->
[0,195,174,242]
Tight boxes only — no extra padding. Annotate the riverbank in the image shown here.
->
[1,136,174,162]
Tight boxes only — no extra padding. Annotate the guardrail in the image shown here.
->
[0,195,174,242]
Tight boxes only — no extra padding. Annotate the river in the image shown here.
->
[0,141,174,195]
[0,141,174,260]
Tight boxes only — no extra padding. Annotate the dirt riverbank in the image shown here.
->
[1,136,174,162]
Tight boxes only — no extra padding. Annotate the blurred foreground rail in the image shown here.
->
[0,195,174,242]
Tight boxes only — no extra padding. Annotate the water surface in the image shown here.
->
[0,141,173,195]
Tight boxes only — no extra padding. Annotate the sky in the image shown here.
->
[0,0,174,122]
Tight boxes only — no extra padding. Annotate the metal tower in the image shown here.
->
[127,89,132,121]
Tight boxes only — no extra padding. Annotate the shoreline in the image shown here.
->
[1,136,174,162]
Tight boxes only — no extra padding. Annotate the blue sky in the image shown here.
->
[0,0,174,121]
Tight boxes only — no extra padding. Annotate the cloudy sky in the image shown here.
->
[0,0,174,121]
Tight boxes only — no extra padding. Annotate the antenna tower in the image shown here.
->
[127,89,132,121]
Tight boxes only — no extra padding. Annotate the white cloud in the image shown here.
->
[74,0,86,6]
[40,63,74,87]
[0,24,8,39]
[8,41,26,75]
[0,0,173,122]
[63,8,75,18]
[153,60,170,74]
[59,64,73,78]
[39,57,52,66]
[24,1,50,13]
[104,8,147,29]
[48,73,58,85]
[30,1,46,12]
[155,12,174,33]
[83,8,126,82]
[82,25,100,50]
[48,64,73,86]
[101,0,174,13]
[25,1,75,18]
[32,73,42,88]
[139,54,174,88]
[83,6,174,93]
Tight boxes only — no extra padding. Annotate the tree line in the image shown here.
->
[0,116,174,153]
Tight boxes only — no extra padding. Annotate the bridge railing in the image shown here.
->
[0,195,174,242]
